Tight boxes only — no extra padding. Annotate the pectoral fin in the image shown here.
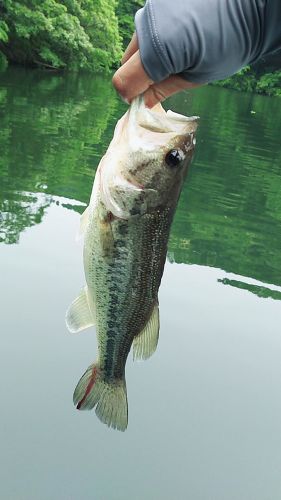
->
[133,302,160,360]
[66,287,95,333]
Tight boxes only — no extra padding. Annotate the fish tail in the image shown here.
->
[73,363,128,431]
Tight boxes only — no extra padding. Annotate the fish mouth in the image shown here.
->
[98,96,198,220]
[129,96,199,135]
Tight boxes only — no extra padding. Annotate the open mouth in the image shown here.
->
[129,96,199,135]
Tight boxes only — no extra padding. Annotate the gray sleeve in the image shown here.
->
[135,0,281,84]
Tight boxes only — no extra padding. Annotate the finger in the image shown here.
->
[112,50,154,103]
[143,76,203,108]
[121,32,138,65]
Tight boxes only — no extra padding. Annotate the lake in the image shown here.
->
[1,66,281,500]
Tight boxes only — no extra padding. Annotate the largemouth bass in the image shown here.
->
[66,97,198,431]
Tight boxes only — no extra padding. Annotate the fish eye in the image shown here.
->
[165,149,184,168]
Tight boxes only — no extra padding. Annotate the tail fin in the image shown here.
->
[73,363,128,431]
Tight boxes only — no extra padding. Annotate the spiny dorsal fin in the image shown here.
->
[65,286,95,333]
[133,302,159,360]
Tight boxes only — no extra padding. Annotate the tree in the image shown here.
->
[116,0,143,48]
[213,60,281,97]
[0,0,122,71]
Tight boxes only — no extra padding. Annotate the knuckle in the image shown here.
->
[152,86,167,102]
[112,72,128,98]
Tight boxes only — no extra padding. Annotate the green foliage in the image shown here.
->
[213,66,281,97]
[0,51,8,71]
[1,0,279,98]
[0,20,9,69]
[0,20,9,42]
[256,71,281,97]
[0,0,122,71]
[116,0,143,47]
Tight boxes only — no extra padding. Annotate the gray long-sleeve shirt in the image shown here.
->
[135,0,281,83]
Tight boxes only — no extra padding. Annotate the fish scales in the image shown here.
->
[66,97,198,431]
[88,207,173,381]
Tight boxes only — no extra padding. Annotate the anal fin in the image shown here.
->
[66,286,95,333]
[133,302,159,360]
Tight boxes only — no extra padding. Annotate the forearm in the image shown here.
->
[135,0,281,84]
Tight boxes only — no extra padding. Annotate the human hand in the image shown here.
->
[113,0,271,108]
[112,32,201,108]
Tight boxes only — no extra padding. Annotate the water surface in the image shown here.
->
[1,67,281,500]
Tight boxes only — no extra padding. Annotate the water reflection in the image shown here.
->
[1,67,281,294]
[1,68,281,500]
[218,277,281,301]
[0,191,51,244]
[0,67,119,243]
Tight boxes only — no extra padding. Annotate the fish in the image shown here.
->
[66,96,198,431]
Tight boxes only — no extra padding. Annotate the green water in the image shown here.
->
[1,67,281,499]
